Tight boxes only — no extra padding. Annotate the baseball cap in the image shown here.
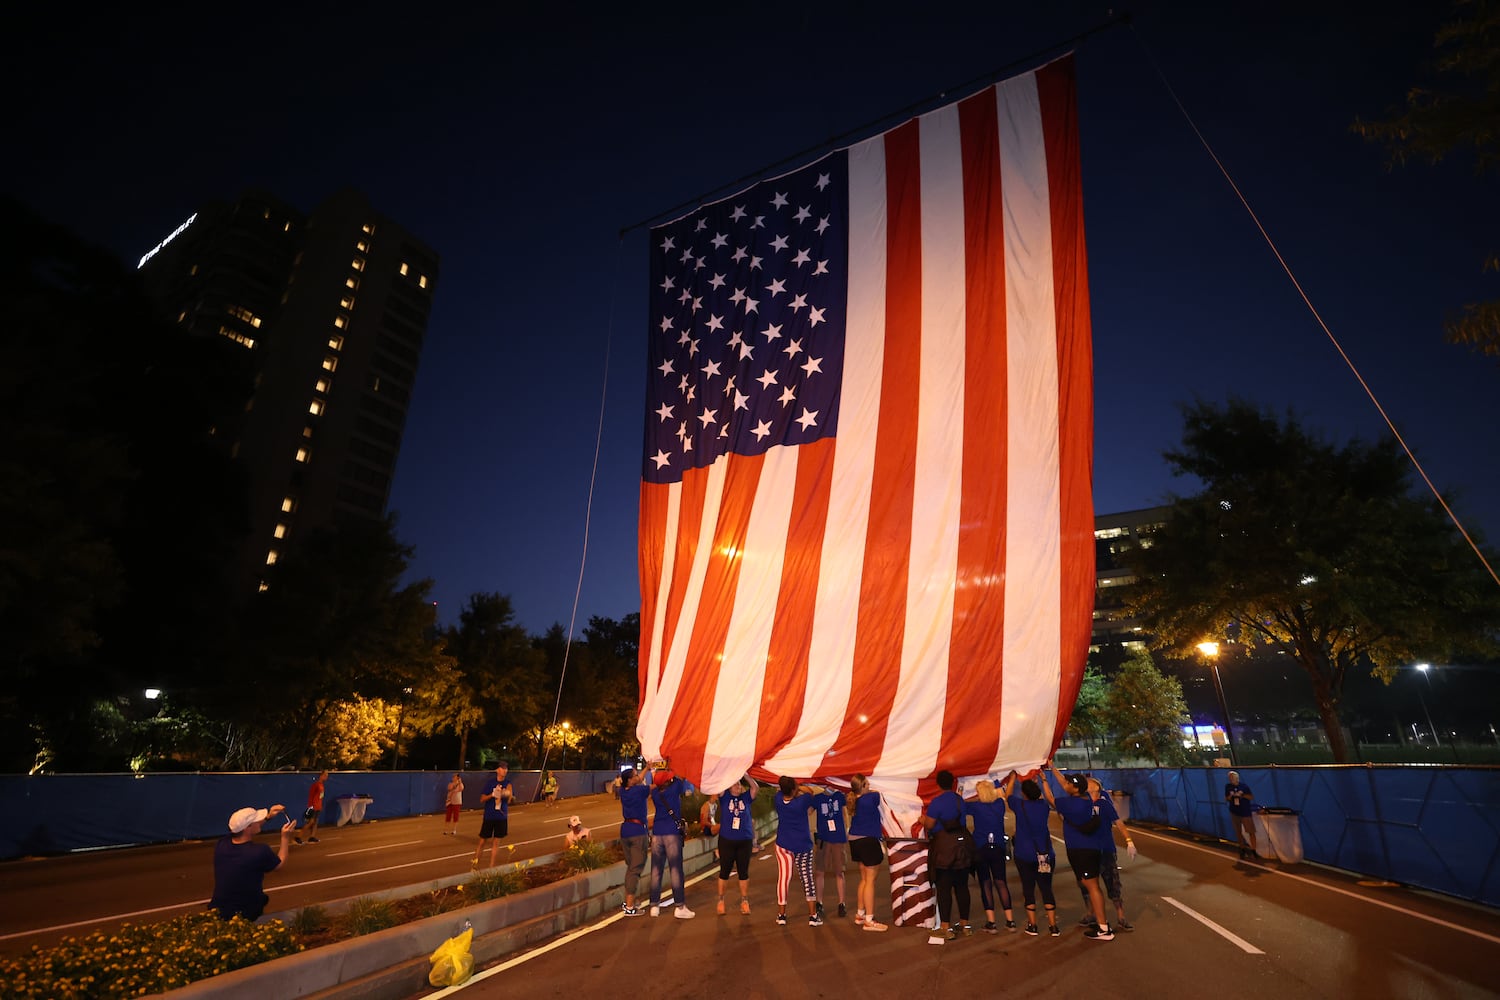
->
[653,768,674,787]
[229,807,268,833]
[569,815,582,827]
[1066,774,1089,794]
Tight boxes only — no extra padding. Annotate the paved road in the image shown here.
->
[421,819,1500,1000]
[5,796,1499,998]
[0,794,630,955]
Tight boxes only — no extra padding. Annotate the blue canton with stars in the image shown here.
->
[644,152,849,484]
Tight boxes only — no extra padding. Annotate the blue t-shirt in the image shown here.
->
[1052,791,1101,851]
[209,837,281,919]
[1007,794,1053,859]
[1095,794,1120,854]
[650,776,688,836]
[1226,781,1255,816]
[483,777,511,820]
[969,797,1008,847]
[719,788,756,841]
[925,789,965,835]
[774,792,815,853]
[849,791,883,838]
[620,783,649,837]
[813,791,848,843]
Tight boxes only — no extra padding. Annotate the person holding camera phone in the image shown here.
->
[1042,762,1113,940]
[209,804,292,921]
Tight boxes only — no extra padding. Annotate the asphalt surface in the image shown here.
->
[4,796,1499,999]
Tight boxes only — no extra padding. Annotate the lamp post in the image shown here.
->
[1414,664,1442,753]
[561,721,571,770]
[1197,642,1237,765]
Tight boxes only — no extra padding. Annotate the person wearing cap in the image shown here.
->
[1041,762,1113,941]
[473,761,514,869]
[618,768,650,916]
[564,814,591,847]
[209,804,291,921]
[1225,770,1257,859]
[1077,776,1135,932]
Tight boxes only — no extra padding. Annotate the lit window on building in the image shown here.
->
[339,296,354,310]
[357,240,370,253]
[266,550,279,565]
[351,257,366,272]
[322,356,338,372]
[281,496,297,513]
[400,262,410,276]
[418,274,428,289]
[226,305,262,328]
[346,276,359,290]
[309,399,325,416]
[258,581,269,593]
[295,447,309,463]
[362,222,375,234]
[1095,527,1129,540]
[302,425,314,438]
[328,335,345,351]
[334,315,347,329]
[315,378,330,393]
[216,326,256,349]
[274,523,288,539]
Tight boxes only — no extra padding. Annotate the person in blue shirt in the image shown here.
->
[1041,762,1113,940]
[472,761,513,870]
[648,768,694,918]
[969,779,1017,933]
[920,769,972,943]
[846,774,889,931]
[715,774,759,915]
[1003,772,1059,936]
[1225,770,1258,859]
[773,776,822,927]
[813,785,849,919]
[618,768,650,916]
[1076,777,1136,931]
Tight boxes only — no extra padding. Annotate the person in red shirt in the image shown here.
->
[295,770,328,845]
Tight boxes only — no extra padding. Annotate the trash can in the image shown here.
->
[1110,790,1131,822]
[335,794,374,827]
[1253,807,1303,863]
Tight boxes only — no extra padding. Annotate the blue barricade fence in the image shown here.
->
[0,768,621,859]
[1081,765,1500,907]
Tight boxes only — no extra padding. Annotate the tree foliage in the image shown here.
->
[443,593,547,763]
[1353,0,1500,357]
[1127,400,1500,762]
[1101,652,1191,767]
[1066,666,1109,748]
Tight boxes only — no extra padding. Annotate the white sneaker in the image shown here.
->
[650,905,661,917]
[674,905,695,919]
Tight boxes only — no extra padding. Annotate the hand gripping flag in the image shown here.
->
[638,56,1093,819]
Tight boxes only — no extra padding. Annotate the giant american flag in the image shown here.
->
[638,56,1093,810]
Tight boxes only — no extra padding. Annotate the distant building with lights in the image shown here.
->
[1091,505,1169,652]
[136,188,438,595]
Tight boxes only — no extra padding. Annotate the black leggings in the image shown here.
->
[934,866,971,925]
[1013,858,1056,909]
[719,838,752,880]
[974,842,1013,913]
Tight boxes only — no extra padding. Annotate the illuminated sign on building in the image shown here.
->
[137,213,198,269]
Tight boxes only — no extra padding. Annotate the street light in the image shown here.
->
[1196,641,1238,765]
[561,721,571,770]
[1413,664,1441,752]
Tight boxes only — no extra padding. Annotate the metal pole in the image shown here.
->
[1209,660,1238,766]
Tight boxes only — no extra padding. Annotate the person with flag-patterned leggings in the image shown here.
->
[773,777,822,926]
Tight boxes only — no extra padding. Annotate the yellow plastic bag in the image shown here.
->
[428,926,474,987]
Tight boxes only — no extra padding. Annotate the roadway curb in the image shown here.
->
[163,825,759,999]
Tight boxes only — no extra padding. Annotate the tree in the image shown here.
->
[1066,666,1109,763]
[234,516,442,764]
[1127,400,1500,762]
[1353,0,1500,357]
[443,593,546,765]
[1101,652,1191,767]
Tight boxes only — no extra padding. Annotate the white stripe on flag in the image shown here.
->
[640,482,681,759]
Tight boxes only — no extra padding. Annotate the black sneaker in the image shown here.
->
[946,925,961,941]
[983,921,997,934]
[776,913,787,926]
[1077,914,1096,927]
[837,902,847,918]
[307,837,319,844]
[1116,919,1134,931]
[1024,922,1039,936]
[622,906,641,917]
[1084,925,1115,941]
[293,837,303,845]
[1005,919,1018,932]
[816,901,826,921]
[809,913,824,927]
[1049,924,1061,937]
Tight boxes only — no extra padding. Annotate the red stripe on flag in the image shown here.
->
[938,85,1011,775]
[822,119,925,775]
[638,481,669,705]
[755,438,836,759]
[658,468,709,696]
[660,452,766,781]
[1038,56,1095,747]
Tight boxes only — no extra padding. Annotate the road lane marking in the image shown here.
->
[428,867,723,996]
[329,840,425,856]
[1161,895,1264,954]
[1132,828,1500,947]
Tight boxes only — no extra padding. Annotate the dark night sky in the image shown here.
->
[9,2,1498,637]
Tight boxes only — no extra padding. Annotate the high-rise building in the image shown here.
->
[136,188,438,594]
